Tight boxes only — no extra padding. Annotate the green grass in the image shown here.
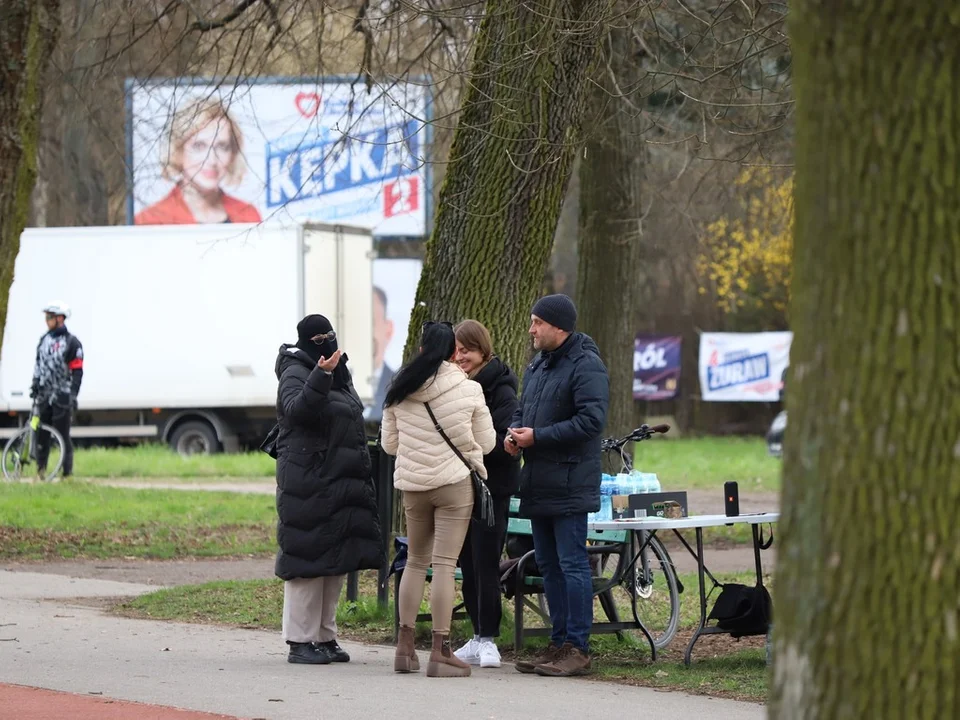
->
[0,437,774,561]
[595,650,767,698]
[67,438,776,489]
[72,445,274,479]
[0,482,275,559]
[117,575,394,639]
[115,570,770,701]
[632,436,779,492]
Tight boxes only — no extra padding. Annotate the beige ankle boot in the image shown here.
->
[426,632,471,678]
[394,625,420,673]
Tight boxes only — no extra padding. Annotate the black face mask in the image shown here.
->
[295,314,350,388]
[297,331,337,364]
[296,315,335,361]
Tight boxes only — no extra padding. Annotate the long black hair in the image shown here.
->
[384,321,455,407]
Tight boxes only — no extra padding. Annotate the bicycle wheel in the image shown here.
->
[592,532,680,651]
[629,533,681,649]
[2,424,65,482]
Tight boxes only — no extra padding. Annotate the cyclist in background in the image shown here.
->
[30,301,83,477]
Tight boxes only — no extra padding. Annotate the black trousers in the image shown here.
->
[37,402,74,476]
[458,493,511,638]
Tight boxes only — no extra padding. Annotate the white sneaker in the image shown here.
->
[454,637,481,665]
[478,640,501,668]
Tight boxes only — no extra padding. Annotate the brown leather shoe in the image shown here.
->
[534,643,592,677]
[515,643,561,674]
[394,625,420,673]
[426,632,471,678]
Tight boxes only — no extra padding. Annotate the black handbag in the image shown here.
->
[423,402,495,528]
[259,423,280,460]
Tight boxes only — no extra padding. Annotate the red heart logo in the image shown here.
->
[295,92,321,118]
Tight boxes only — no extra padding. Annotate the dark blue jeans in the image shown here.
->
[530,514,593,652]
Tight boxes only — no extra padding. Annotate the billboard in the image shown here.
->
[126,78,429,236]
[366,258,423,422]
[699,332,792,402]
[633,335,682,400]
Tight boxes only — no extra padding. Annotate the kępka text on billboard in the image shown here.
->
[125,78,430,236]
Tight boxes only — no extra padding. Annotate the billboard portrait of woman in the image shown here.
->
[135,97,262,225]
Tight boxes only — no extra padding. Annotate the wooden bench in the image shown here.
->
[505,497,649,652]
[392,497,657,658]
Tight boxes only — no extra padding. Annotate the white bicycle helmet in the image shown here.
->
[42,301,71,319]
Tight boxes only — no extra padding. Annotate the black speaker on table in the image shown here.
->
[724,481,740,517]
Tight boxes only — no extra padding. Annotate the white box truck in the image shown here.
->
[0,222,374,453]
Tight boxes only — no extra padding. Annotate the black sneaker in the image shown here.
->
[287,641,332,665]
[314,640,350,663]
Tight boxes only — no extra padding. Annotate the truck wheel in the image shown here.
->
[170,421,220,456]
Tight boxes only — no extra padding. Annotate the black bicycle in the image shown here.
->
[596,424,681,649]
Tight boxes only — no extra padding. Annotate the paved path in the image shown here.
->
[4,543,773,585]
[0,570,765,720]
[91,480,780,515]
[0,684,242,720]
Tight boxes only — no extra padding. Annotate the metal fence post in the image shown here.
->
[368,436,394,609]
[378,442,394,609]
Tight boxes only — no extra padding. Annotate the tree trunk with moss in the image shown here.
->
[0,0,61,347]
[576,21,646,437]
[770,3,960,717]
[404,0,614,373]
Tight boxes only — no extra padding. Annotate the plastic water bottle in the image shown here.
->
[628,469,646,494]
[626,470,662,494]
[615,471,631,500]
[597,474,617,521]
[646,473,662,493]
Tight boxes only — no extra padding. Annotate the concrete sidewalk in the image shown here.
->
[0,570,765,720]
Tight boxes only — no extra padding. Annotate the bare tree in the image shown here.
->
[0,0,62,345]
[403,0,619,372]
[574,0,791,433]
[577,11,648,437]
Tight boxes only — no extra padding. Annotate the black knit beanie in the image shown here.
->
[531,294,577,332]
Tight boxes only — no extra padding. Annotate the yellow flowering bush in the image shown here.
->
[699,168,793,322]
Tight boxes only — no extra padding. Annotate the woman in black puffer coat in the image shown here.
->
[451,320,520,669]
[274,314,382,666]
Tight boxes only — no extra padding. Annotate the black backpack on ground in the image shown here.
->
[708,582,773,638]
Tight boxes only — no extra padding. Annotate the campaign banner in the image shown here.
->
[366,258,423,422]
[633,335,682,400]
[126,78,429,236]
[699,332,792,402]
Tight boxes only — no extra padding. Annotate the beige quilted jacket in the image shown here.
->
[382,361,496,492]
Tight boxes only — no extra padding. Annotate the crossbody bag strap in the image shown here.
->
[423,402,473,473]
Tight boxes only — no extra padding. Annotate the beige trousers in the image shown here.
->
[282,575,346,644]
[398,479,474,635]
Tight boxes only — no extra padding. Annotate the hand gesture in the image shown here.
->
[510,427,535,448]
[318,349,342,373]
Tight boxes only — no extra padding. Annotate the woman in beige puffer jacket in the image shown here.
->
[382,321,495,678]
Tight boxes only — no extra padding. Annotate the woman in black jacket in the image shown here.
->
[274,314,382,665]
[451,319,520,669]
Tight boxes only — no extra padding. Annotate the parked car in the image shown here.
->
[767,411,787,458]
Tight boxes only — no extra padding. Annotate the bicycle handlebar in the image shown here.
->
[600,423,670,451]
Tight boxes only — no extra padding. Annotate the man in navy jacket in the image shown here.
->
[506,294,609,677]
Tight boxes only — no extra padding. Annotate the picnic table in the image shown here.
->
[590,512,779,664]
